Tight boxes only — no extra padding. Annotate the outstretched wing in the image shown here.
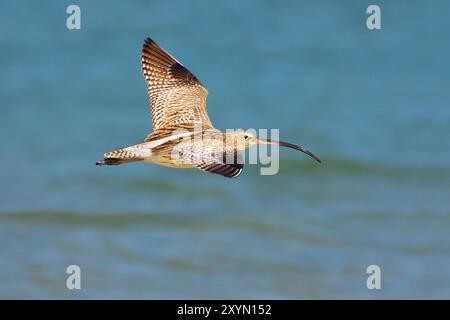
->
[192,149,244,178]
[196,159,243,178]
[141,38,213,135]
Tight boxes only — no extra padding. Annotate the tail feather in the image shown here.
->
[96,145,146,166]
[96,158,141,166]
[104,149,137,159]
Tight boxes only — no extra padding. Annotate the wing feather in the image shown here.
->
[192,146,244,178]
[198,161,243,178]
[141,38,213,135]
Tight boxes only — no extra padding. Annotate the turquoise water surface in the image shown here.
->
[1,1,450,298]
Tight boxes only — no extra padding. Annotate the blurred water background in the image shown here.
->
[1,0,450,299]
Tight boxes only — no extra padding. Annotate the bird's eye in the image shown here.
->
[244,135,249,139]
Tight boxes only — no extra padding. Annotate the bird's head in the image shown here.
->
[228,130,321,163]
[231,131,258,149]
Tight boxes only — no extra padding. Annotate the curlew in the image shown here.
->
[96,37,320,178]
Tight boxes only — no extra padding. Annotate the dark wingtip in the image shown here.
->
[144,37,156,46]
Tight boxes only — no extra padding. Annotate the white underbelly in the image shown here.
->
[143,154,193,168]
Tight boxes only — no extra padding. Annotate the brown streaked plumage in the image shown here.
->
[141,38,212,135]
[96,37,321,178]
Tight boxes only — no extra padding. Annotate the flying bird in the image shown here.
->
[96,38,321,177]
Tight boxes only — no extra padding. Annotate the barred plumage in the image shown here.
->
[104,149,136,159]
[96,37,321,177]
[141,38,213,133]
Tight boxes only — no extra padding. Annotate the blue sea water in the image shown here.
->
[1,0,450,299]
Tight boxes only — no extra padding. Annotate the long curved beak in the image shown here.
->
[257,139,321,163]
